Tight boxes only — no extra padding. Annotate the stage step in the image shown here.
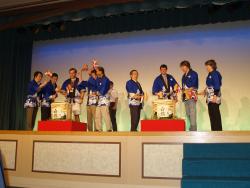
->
[182,144,250,188]
[183,158,250,177]
[183,143,250,159]
[182,177,250,188]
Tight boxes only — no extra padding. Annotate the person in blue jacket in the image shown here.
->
[77,79,87,103]
[24,71,48,130]
[204,59,222,131]
[41,73,58,121]
[61,68,85,122]
[180,61,199,131]
[80,64,97,131]
[86,69,98,131]
[95,66,112,131]
[152,64,180,100]
[126,70,144,131]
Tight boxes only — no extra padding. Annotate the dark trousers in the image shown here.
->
[26,107,38,130]
[129,105,141,132]
[41,106,51,121]
[109,107,117,131]
[208,103,222,131]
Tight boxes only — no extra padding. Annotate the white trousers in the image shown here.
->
[95,106,112,131]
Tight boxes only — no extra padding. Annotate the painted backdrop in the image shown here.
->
[32,20,250,131]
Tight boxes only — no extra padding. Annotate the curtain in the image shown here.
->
[0,29,33,130]
[34,0,250,41]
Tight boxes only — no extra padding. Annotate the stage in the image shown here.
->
[1,131,250,188]
[1,1,250,188]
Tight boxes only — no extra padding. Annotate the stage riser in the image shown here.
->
[184,143,250,159]
[183,159,250,177]
[182,178,250,188]
[182,143,250,188]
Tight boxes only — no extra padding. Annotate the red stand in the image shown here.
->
[141,119,186,131]
[38,120,87,131]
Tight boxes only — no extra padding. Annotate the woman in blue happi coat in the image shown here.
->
[204,59,222,131]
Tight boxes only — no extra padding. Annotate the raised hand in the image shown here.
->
[144,92,148,101]
[212,95,217,103]
[44,70,52,77]
[51,94,57,100]
[157,91,163,99]
[81,64,88,71]
[198,89,206,96]
[55,87,60,93]
[91,58,99,69]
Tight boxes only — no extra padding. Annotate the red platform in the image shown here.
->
[38,120,87,131]
[141,119,186,131]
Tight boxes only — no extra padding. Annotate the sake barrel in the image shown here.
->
[152,99,176,118]
[51,102,71,120]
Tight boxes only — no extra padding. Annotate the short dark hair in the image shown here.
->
[91,69,96,74]
[33,71,43,79]
[52,73,58,78]
[205,59,217,70]
[69,67,77,73]
[110,81,114,85]
[130,69,138,75]
[96,66,105,75]
[180,60,191,69]
[160,64,168,69]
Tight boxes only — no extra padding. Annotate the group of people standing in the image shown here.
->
[24,64,118,132]
[125,60,222,132]
[24,59,222,132]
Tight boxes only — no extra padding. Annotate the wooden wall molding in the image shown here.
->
[0,139,18,171]
[32,140,122,177]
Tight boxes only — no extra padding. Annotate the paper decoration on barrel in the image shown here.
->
[152,99,176,119]
[51,102,72,120]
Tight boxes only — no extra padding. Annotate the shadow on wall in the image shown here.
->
[235,97,250,130]
[117,92,130,131]
[197,99,208,131]
[220,89,233,130]
[221,89,242,130]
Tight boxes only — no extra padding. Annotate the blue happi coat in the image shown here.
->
[24,80,41,108]
[126,79,144,106]
[61,78,82,103]
[41,81,57,107]
[78,80,87,93]
[152,74,178,99]
[206,70,222,104]
[182,69,199,90]
[87,76,98,106]
[96,76,110,106]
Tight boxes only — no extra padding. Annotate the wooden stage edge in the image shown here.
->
[1,130,250,144]
[0,130,250,136]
